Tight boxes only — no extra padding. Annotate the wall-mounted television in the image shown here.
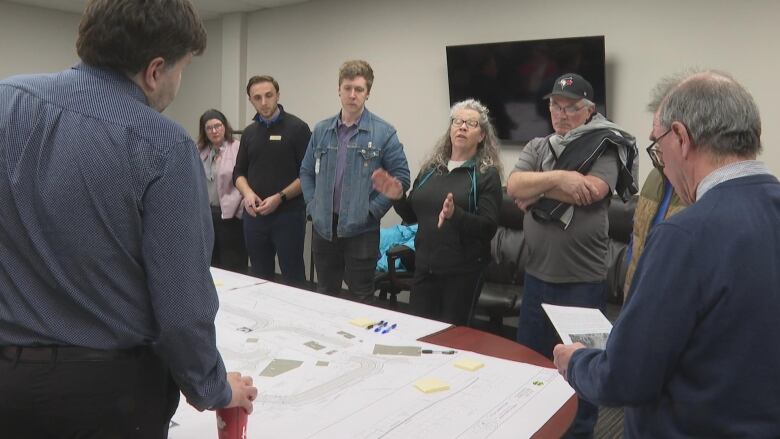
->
[446,36,606,143]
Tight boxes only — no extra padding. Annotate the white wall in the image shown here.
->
[0,2,79,78]
[235,0,780,186]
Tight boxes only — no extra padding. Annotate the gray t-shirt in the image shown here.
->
[512,135,619,283]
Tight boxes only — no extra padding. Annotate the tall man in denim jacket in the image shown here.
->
[301,60,410,300]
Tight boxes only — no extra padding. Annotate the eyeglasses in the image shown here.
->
[646,129,671,170]
[451,118,480,129]
[205,122,224,133]
[549,103,586,116]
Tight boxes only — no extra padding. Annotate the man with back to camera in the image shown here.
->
[300,60,410,301]
[0,1,256,437]
[553,70,780,437]
[234,75,311,286]
[506,73,637,437]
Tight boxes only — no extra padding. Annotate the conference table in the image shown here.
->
[172,268,576,438]
[421,325,577,438]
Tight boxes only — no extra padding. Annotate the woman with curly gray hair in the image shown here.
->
[372,99,502,324]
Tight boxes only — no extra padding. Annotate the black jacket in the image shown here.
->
[393,161,501,275]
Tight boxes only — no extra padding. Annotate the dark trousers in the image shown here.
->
[312,225,379,298]
[211,209,248,273]
[0,346,180,439]
[516,273,607,439]
[243,208,306,286]
[411,269,483,325]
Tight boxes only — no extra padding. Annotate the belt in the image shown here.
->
[0,345,147,363]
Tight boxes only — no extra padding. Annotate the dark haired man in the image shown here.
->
[300,60,410,300]
[0,1,256,437]
[234,75,311,286]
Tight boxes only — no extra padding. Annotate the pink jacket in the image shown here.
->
[200,139,243,219]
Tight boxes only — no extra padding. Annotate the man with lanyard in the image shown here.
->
[234,75,311,286]
[507,73,637,437]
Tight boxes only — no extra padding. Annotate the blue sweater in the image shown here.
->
[569,174,780,437]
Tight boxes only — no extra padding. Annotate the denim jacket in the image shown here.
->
[301,109,410,240]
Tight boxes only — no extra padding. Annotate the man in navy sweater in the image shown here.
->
[553,70,780,436]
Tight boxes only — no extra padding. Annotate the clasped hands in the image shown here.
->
[371,169,453,228]
[242,192,282,217]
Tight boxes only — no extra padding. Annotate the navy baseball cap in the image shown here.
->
[544,73,594,100]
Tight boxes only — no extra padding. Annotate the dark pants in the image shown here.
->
[243,208,306,286]
[411,269,483,325]
[211,209,248,273]
[0,346,180,439]
[516,273,607,439]
[312,225,379,299]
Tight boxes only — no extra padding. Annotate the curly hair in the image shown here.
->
[420,99,503,177]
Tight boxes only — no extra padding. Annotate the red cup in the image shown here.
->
[216,407,248,439]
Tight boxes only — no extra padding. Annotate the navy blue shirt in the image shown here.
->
[0,63,230,410]
[569,174,780,437]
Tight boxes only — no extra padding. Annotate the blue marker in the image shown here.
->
[373,321,388,332]
[381,323,398,334]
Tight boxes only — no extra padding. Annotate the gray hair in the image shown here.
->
[649,69,762,158]
[421,99,503,177]
[581,98,596,109]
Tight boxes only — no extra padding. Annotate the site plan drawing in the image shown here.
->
[169,271,574,438]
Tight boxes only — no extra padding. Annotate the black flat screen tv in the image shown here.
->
[446,36,606,143]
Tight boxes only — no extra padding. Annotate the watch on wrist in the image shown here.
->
[278,191,287,202]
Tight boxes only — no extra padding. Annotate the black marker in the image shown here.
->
[366,320,385,330]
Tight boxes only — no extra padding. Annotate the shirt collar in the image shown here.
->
[337,109,365,129]
[253,105,284,126]
[697,160,772,200]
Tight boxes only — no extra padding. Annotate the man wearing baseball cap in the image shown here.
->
[507,73,637,437]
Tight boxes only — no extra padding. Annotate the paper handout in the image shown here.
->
[542,303,612,349]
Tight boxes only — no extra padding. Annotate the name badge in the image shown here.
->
[270,135,282,141]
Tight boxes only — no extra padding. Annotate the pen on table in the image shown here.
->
[366,320,385,330]
[381,323,397,334]
[421,349,457,355]
[374,321,389,332]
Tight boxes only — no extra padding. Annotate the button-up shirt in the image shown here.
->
[333,111,363,213]
[697,159,771,200]
[0,63,229,410]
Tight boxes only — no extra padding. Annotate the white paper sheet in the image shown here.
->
[169,276,574,438]
[541,303,613,349]
[170,345,574,439]
[209,267,266,293]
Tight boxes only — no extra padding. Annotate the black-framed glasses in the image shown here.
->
[646,129,671,170]
[451,118,480,129]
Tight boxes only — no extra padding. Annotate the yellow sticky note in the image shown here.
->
[414,378,450,394]
[454,358,484,372]
[349,318,376,329]
[214,280,225,287]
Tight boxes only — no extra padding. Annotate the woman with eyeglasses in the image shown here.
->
[197,109,248,273]
[372,99,502,325]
